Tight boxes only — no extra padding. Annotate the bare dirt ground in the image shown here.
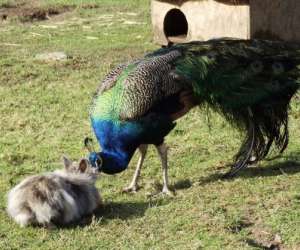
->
[0,0,99,22]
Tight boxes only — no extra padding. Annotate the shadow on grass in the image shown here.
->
[146,179,192,194]
[95,200,151,221]
[56,200,158,229]
[172,179,192,190]
[199,151,300,185]
[245,238,280,250]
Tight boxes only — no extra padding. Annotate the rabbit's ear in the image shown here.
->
[62,155,72,170]
[78,158,88,173]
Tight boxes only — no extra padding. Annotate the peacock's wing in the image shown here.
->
[90,49,189,121]
[97,62,131,94]
[118,50,188,120]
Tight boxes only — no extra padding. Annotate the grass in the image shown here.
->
[0,1,300,249]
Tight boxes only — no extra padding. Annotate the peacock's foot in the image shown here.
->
[161,186,175,197]
[122,185,139,193]
[146,187,175,198]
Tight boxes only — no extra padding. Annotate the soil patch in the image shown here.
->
[246,225,283,250]
[0,0,74,22]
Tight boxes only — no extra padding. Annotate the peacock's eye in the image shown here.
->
[95,155,103,169]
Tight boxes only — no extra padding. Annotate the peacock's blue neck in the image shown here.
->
[91,118,140,174]
[90,113,175,174]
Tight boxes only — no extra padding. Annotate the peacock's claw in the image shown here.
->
[122,185,139,193]
[146,187,175,198]
[161,187,175,197]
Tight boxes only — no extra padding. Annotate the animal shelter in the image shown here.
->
[151,0,300,45]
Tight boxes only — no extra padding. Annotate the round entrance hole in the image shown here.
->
[163,8,188,43]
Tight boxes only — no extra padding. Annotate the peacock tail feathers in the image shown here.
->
[172,39,300,173]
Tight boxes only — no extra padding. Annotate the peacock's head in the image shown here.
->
[88,151,103,171]
[84,137,103,172]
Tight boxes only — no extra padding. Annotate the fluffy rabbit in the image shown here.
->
[7,156,101,227]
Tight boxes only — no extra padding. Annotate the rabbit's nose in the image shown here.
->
[91,168,100,175]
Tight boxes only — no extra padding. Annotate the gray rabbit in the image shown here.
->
[7,156,102,227]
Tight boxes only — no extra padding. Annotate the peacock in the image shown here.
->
[86,39,300,195]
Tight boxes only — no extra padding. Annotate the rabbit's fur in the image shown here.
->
[7,156,101,227]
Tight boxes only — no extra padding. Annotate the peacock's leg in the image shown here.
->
[123,144,148,193]
[155,143,174,196]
